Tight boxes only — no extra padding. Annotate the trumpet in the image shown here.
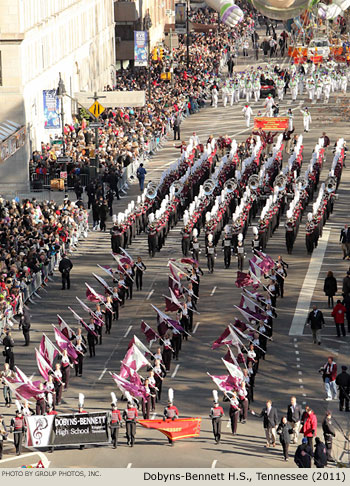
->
[273,174,286,192]
[248,174,259,192]
[224,178,238,193]
[324,176,336,194]
[145,181,158,200]
[203,179,216,196]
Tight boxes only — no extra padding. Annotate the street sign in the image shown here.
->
[89,122,102,129]
[88,100,105,117]
[52,140,63,145]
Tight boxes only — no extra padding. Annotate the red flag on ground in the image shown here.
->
[138,418,201,442]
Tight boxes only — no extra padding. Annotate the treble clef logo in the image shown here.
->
[33,418,48,445]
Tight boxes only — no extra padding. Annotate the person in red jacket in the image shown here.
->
[331,300,346,337]
[110,394,122,449]
[300,406,317,448]
[123,396,138,447]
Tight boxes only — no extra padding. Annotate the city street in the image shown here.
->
[1,51,350,468]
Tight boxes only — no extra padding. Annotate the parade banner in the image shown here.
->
[175,2,187,34]
[253,117,289,132]
[26,412,110,447]
[134,31,148,67]
[139,418,201,441]
[43,90,61,129]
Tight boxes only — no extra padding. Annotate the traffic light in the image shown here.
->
[152,48,158,61]
[159,48,164,60]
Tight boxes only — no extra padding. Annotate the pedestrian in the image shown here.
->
[209,390,224,444]
[0,415,8,460]
[172,113,181,140]
[306,305,324,345]
[276,416,292,461]
[314,437,328,468]
[19,306,31,346]
[98,198,108,232]
[123,397,138,447]
[335,365,350,411]
[323,271,337,308]
[294,437,313,468]
[11,410,25,456]
[340,224,350,259]
[322,410,336,462]
[110,393,121,449]
[319,356,338,400]
[58,253,73,290]
[136,163,147,192]
[286,396,302,444]
[300,406,317,448]
[3,331,15,370]
[331,300,346,337]
[1,362,14,407]
[251,399,278,448]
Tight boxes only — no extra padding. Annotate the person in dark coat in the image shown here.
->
[19,306,31,346]
[314,437,328,468]
[294,437,313,468]
[92,199,100,230]
[306,305,325,345]
[335,365,350,411]
[276,416,292,461]
[58,254,73,290]
[322,410,336,462]
[98,199,108,232]
[323,271,337,308]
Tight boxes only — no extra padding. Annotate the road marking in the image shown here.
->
[211,286,217,296]
[298,371,302,375]
[298,378,303,382]
[295,351,299,355]
[302,393,307,397]
[0,452,50,467]
[294,344,299,348]
[296,357,300,361]
[211,459,218,468]
[98,368,107,381]
[296,364,300,368]
[289,230,330,336]
[147,289,154,300]
[193,322,200,334]
[127,463,132,468]
[124,325,132,338]
[171,364,180,378]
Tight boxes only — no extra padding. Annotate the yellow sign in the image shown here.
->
[88,100,105,117]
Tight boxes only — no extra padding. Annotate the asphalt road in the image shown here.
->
[1,52,350,469]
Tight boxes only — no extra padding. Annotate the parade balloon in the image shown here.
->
[250,0,311,20]
[205,0,244,28]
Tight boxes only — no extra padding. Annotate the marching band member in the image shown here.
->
[163,388,179,446]
[209,390,224,444]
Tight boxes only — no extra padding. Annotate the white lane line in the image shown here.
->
[295,351,299,355]
[171,364,180,378]
[127,463,132,468]
[211,286,217,296]
[193,322,200,334]
[296,357,300,361]
[211,459,218,468]
[0,452,50,467]
[226,420,231,428]
[298,378,303,383]
[298,371,302,375]
[151,413,156,420]
[98,368,107,381]
[294,344,299,348]
[289,230,330,336]
[124,325,132,338]
[146,289,154,300]
[296,364,300,368]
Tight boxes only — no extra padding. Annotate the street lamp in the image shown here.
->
[144,11,152,102]
[56,73,69,191]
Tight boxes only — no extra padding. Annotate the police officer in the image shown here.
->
[11,409,25,455]
[123,395,138,447]
[164,388,179,446]
[19,306,31,346]
[3,331,15,370]
[322,410,336,462]
[206,234,216,273]
[209,391,224,444]
[110,393,122,449]
[335,365,350,411]
[59,253,73,290]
